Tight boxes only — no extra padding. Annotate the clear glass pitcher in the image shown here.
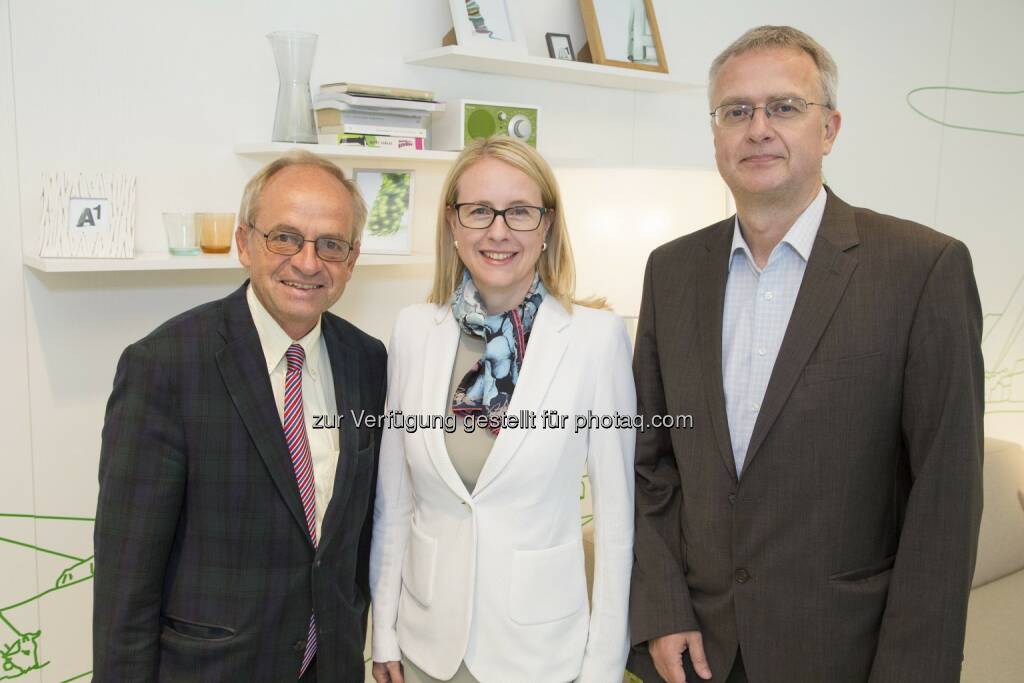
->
[267,31,318,143]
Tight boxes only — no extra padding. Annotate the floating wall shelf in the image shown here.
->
[405,46,700,92]
[234,142,459,163]
[23,252,433,273]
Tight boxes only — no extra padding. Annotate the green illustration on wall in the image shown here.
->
[906,85,1024,412]
[0,513,93,682]
[984,274,1024,413]
[906,86,1023,138]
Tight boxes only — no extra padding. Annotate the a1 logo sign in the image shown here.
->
[68,197,112,233]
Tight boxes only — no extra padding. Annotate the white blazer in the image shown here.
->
[370,297,635,682]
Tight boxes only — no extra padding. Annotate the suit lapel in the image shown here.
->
[215,284,312,546]
[318,316,362,551]
[473,296,570,497]
[422,307,472,501]
[742,190,860,472]
[697,220,740,481]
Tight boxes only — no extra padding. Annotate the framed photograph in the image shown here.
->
[39,172,137,258]
[545,32,576,61]
[578,0,668,73]
[449,0,528,57]
[354,169,414,255]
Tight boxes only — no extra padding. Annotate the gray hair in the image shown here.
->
[708,25,838,109]
[237,150,368,242]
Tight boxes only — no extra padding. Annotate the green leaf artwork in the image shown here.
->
[367,172,412,237]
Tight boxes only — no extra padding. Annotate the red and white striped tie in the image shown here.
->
[284,343,318,677]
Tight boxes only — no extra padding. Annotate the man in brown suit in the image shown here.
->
[629,26,984,683]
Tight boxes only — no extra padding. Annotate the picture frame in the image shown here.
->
[545,32,576,61]
[448,0,528,57]
[353,169,414,255]
[578,0,668,73]
[39,172,137,258]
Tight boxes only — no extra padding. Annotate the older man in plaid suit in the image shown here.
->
[94,151,386,682]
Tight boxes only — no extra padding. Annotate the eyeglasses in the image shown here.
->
[710,97,832,127]
[252,227,354,262]
[451,203,548,232]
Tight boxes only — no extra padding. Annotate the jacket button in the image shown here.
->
[293,640,306,653]
[735,568,751,584]
[727,493,737,505]
[313,559,321,569]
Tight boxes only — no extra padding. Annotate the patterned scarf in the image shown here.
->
[450,272,546,434]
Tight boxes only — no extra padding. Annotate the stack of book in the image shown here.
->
[314,83,444,150]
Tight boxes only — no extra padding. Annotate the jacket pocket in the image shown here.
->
[401,518,437,607]
[160,615,236,642]
[829,554,896,583]
[803,351,882,385]
[509,539,587,625]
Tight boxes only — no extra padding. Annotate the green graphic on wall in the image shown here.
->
[906,86,1023,138]
[906,85,1024,412]
[984,275,1024,413]
[0,513,93,682]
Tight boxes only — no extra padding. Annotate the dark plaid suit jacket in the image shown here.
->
[628,189,984,682]
[94,282,386,682]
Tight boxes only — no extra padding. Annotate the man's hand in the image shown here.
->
[371,660,404,683]
[649,631,712,683]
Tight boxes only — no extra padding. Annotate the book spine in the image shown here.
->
[319,83,435,100]
[315,94,442,113]
[341,123,428,137]
[318,133,426,150]
[315,107,430,128]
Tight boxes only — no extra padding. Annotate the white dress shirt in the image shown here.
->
[722,186,826,476]
[247,285,339,541]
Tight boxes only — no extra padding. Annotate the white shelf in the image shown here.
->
[23,252,433,273]
[405,46,699,92]
[234,142,459,163]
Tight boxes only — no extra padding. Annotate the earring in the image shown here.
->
[453,240,459,249]
[541,242,548,252]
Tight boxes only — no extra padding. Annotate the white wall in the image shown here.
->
[2,0,1021,681]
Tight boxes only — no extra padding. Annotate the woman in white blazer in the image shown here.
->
[370,136,635,683]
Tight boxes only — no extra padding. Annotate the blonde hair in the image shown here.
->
[429,136,590,312]
[237,150,368,242]
[709,25,838,108]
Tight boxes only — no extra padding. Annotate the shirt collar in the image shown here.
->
[246,284,323,377]
[728,185,827,272]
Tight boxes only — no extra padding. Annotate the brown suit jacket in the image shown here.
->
[628,189,984,683]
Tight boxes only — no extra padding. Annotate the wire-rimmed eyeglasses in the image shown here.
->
[251,227,354,261]
[710,97,832,127]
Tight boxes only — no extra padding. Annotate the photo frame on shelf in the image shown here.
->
[447,0,528,57]
[545,32,576,61]
[354,169,414,255]
[578,0,668,73]
[39,172,137,258]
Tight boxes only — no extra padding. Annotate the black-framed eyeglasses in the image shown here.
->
[710,97,832,127]
[251,227,354,262]
[451,203,549,232]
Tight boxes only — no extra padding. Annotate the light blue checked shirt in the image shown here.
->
[722,187,826,476]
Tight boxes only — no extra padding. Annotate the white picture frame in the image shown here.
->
[449,0,528,57]
[354,169,414,255]
[39,172,136,258]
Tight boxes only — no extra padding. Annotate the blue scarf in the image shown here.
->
[450,272,545,433]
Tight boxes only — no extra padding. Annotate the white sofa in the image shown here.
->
[963,437,1024,682]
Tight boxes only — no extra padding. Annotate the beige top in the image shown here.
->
[445,332,497,493]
